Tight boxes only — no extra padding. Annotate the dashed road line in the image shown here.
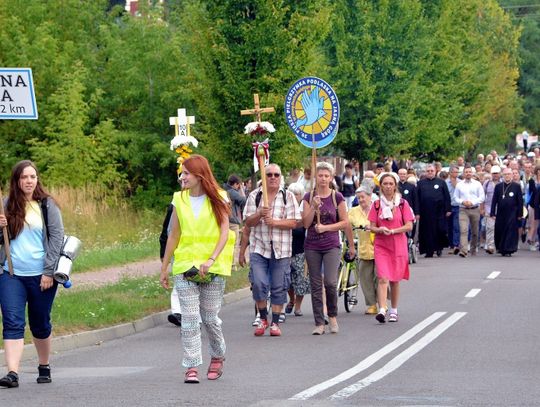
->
[465,288,481,298]
[486,271,501,280]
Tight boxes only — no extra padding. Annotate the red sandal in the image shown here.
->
[207,357,224,380]
[184,367,199,384]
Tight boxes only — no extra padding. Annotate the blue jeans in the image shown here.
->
[249,252,290,305]
[447,206,460,248]
[0,273,58,340]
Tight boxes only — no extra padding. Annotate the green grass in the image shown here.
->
[0,267,250,345]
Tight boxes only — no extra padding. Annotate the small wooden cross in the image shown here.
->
[169,108,195,137]
[240,94,275,122]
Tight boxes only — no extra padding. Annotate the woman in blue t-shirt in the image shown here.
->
[0,160,64,388]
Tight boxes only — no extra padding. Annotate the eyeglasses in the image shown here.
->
[266,173,281,178]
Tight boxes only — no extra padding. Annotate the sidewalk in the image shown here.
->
[0,259,251,366]
[71,258,162,289]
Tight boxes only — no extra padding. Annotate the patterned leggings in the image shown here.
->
[174,275,226,368]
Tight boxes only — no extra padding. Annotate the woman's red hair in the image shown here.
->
[182,155,230,226]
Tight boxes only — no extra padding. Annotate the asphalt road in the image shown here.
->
[2,249,539,407]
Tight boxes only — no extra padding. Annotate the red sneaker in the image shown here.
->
[253,319,269,336]
[270,323,281,336]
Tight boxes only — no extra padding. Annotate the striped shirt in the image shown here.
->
[243,187,301,259]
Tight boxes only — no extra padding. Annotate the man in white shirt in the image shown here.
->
[454,165,486,257]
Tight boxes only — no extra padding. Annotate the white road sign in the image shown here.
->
[0,68,38,120]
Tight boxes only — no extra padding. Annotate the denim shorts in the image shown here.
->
[0,272,58,340]
[249,252,291,304]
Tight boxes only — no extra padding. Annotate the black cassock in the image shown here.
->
[417,177,451,255]
[490,181,523,255]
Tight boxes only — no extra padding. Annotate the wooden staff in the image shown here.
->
[311,134,320,224]
[0,187,13,276]
[257,145,269,207]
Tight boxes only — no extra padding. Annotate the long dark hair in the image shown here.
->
[182,155,230,226]
[6,160,50,238]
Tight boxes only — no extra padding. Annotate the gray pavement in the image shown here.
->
[1,249,540,406]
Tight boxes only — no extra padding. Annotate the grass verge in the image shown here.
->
[0,267,250,346]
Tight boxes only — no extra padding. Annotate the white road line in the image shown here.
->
[329,312,467,400]
[288,312,446,401]
[486,271,501,280]
[465,289,481,298]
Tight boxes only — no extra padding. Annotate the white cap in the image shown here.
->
[528,152,535,158]
[491,165,501,174]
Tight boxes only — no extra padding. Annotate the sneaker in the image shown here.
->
[253,319,269,336]
[375,309,387,324]
[365,305,378,315]
[167,313,182,327]
[252,314,261,327]
[312,325,325,335]
[388,313,398,322]
[278,313,286,323]
[269,323,281,336]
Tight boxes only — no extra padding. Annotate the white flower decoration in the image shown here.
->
[244,121,276,134]
[170,135,199,150]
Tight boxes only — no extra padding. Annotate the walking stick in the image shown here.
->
[0,187,14,276]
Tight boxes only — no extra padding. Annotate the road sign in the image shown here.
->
[0,68,38,119]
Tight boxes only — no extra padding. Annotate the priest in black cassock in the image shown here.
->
[417,164,451,257]
[490,168,523,256]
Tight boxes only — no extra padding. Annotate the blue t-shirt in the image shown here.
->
[4,201,45,276]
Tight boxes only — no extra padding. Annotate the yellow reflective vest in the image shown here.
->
[172,190,235,277]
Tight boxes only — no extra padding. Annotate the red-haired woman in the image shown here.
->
[160,155,235,384]
[0,160,64,388]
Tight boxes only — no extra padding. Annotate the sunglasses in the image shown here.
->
[266,173,281,178]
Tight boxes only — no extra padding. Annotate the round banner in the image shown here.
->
[284,77,340,149]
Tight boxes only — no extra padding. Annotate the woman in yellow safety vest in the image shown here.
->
[160,155,235,384]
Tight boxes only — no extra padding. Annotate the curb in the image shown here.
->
[0,287,251,366]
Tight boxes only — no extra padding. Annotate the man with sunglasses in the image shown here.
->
[243,164,301,337]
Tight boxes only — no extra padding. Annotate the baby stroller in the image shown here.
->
[407,222,418,264]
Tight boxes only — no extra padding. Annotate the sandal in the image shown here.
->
[294,310,303,316]
[37,364,52,384]
[285,303,294,314]
[207,357,224,380]
[0,371,19,388]
[184,368,199,384]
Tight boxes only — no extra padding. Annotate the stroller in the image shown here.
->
[407,222,418,264]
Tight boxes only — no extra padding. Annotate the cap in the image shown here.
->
[527,152,535,158]
[491,165,501,174]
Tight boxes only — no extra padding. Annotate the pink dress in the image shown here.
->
[368,199,414,282]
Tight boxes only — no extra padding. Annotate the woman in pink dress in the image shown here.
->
[368,172,414,323]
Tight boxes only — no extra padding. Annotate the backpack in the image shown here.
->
[255,188,287,207]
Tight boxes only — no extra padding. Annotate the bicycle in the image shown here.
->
[337,226,362,312]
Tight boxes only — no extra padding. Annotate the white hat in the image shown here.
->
[491,165,501,174]
[377,172,400,184]
[527,152,535,158]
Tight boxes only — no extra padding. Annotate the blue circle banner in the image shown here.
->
[284,77,340,149]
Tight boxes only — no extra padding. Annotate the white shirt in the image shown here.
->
[453,179,485,207]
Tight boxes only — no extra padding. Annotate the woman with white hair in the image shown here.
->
[368,172,414,323]
[303,162,355,335]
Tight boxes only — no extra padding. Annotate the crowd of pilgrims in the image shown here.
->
[281,148,540,259]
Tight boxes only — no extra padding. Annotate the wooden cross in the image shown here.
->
[169,108,195,137]
[240,94,275,122]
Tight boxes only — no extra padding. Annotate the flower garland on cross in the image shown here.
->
[240,93,275,207]
[169,108,197,174]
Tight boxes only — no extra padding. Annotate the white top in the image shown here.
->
[189,194,207,219]
[453,179,485,207]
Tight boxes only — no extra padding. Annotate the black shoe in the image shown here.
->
[37,364,51,384]
[453,248,460,255]
[167,313,182,327]
[0,371,19,388]
[521,232,527,243]
[459,252,467,258]
[424,252,433,258]
[436,250,442,257]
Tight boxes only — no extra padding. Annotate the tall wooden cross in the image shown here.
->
[169,108,195,138]
[240,94,275,122]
